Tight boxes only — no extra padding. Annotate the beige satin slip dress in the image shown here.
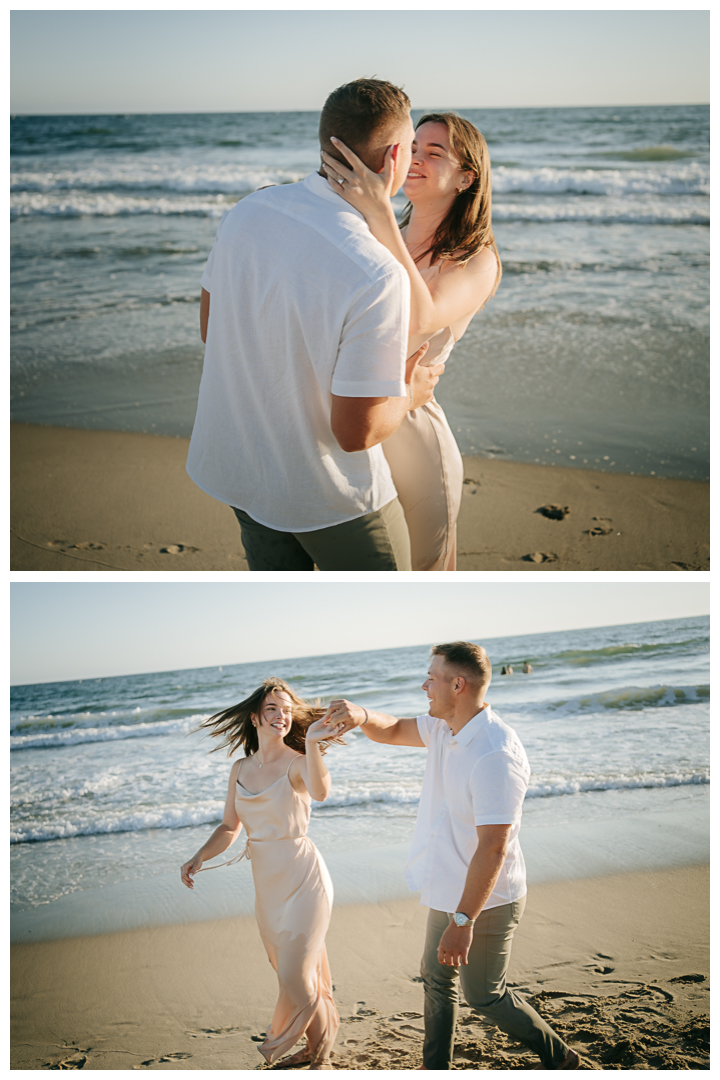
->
[233,761,339,1064]
[382,263,472,572]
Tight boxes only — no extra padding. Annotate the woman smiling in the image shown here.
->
[323,113,501,571]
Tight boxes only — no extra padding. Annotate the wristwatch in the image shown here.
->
[452,911,475,928]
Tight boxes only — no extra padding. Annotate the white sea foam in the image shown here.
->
[11,162,304,195]
[12,189,708,225]
[10,713,207,750]
[10,802,226,844]
[525,770,709,799]
[10,770,709,845]
[10,191,234,219]
[492,162,709,197]
[493,197,708,226]
[11,161,707,198]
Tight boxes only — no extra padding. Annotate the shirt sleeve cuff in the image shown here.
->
[200,269,212,291]
[416,714,432,746]
[330,378,407,398]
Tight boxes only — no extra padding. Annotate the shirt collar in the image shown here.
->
[302,170,366,220]
[447,706,490,747]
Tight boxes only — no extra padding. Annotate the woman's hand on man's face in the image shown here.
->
[321,139,396,221]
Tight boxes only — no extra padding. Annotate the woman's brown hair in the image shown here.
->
[198,678,336,758]
[399,112,502,304]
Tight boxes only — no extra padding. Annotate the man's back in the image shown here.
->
[187,173,410,532]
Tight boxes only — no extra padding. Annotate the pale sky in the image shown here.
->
[10,582,709,685]
[10,9,709,114]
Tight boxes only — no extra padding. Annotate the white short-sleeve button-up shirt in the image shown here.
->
[405,707,530,914]
[186,171,410,532]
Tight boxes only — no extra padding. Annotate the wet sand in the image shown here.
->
[11,864,709,1070]
[10,423,709,571]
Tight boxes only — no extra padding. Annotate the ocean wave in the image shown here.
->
[10,770,709,844]
[10,163,305,196]
[553,640,702,665]
[492,163,708,197]
[10,803,225,844]
[10,713,207,750]
[592,146,697,162]
[526,770,709,799]
[523,683,709,718]
[11,161,707,199]
[10,192,235,220]
[492,198,709,226]
[12,190,709,225]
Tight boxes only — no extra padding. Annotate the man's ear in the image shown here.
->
[454,676,466,694]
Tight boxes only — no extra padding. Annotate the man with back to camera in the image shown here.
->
[186,79,442,571]
[322,641,581,1070]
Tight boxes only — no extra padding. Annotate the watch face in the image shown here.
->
[454,912,470,927]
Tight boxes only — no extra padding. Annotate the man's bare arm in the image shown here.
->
[200,288,210,343]
[437,824,512,966]
[330,342,439,453]
[322,699,424,747]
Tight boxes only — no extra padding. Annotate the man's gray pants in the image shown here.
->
[421,899,570,1069]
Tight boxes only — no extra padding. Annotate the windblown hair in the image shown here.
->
[399,112,502,303]
[319,77,411,173]
[198,678,335,759]
[431,641,493,686]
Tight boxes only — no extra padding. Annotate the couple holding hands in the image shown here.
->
[181,641,580,1070]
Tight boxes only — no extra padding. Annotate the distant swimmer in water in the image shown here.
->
[522,662,533,674]
[501,665,513,675]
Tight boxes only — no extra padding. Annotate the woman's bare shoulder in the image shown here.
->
[464,244,498,276]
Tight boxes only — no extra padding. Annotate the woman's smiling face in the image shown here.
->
[256,689,293,738]
[402,121,473,201]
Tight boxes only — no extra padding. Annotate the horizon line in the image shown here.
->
[9,101,710,118]
[10,612,706,689]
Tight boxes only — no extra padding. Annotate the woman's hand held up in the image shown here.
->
[305,717,335,743]
[321,698,365,735]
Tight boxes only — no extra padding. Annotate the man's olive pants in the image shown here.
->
[232,497,411,571]
[421,899,570,1069]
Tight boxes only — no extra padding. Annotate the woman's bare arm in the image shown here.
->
[180,760,243,887]
[290,719,335,802]
[322,142,496,339]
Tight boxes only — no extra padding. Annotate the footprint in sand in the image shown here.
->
[536,504,571,520]
[185,1026,243,1039]
[588,952,615,975]
[159,544,201,555]
[43,1055,87,1069]
[344,1002,379,1022]
[523,551,559,563]
[585,517,614,536]
[48,540,106,551]
[134,1052,192,1068]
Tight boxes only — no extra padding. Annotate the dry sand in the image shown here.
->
[11,864,709,1070]
[10,424,709,572]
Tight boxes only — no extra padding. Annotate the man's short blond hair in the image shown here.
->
[431,641,492,686]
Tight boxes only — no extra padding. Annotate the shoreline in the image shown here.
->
[11,864,709,1070]
[12,785,710,944]
[11,423,709,571]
